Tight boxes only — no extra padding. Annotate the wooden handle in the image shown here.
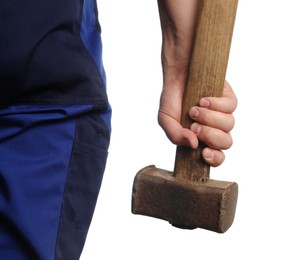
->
[174,0,238,181]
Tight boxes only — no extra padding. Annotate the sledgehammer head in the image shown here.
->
[132,165,238,233]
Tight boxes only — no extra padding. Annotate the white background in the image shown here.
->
[81,0,293,259]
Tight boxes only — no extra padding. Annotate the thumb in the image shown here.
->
[158,111,198,149]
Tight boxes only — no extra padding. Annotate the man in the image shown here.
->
[0,0,237,259]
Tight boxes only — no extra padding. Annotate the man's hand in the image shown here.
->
[158,81,237,167]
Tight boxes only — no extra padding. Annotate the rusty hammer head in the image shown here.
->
[132,164,238,233]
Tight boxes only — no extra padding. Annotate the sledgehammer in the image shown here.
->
[131,0,238,233]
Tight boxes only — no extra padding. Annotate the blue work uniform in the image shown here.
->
[0,0,111,259]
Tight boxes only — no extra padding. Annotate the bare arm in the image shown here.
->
[157,0,237,167]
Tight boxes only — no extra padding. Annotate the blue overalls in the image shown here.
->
[0,0,111,259]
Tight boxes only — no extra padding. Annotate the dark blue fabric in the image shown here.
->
[55,109,110,260]
[80,0,112,131]
[0,105,106,259]
[0,1,112,258]
[0,0,109,107]
[81,0,106,85]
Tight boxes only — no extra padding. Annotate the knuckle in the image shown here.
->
[233,96,238,111]
[203,129,233,150]
[199,109,211,125]
[225,115,235,132]
[224,135,233,149]
[216,151,225,167]
[202,128,215,146]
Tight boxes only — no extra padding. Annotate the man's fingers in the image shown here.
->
[199,81,238,113]
[202,148,225,167]
[190,122,233,150]
[189,106,235,133]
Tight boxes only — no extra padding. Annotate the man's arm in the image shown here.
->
[157,0,237,167]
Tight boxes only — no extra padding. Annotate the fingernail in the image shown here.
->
[200,98,210,108]
[190,107,199,118]
[203,149,214,161]
[191,123,201,134]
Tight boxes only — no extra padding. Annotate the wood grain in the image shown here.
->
[174,0,239,181]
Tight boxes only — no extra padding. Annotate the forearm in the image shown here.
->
[157,0,200,89]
